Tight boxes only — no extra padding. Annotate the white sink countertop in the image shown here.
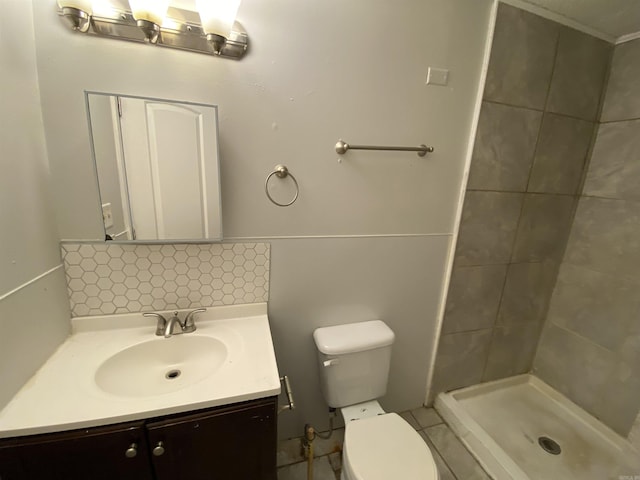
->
[0,303,281,439]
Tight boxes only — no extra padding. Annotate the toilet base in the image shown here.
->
[340,400,386,423]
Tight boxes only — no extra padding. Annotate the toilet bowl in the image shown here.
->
[313,321,439,480]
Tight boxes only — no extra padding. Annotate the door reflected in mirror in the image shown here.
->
[86,93,222,242]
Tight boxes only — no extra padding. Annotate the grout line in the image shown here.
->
[599,116,640,124]
[482,98,599,123]
[466,188,576,197]
[454,259,552,269]
[0,264,64,302]
[444,327,494,337]
[482,98,544,113]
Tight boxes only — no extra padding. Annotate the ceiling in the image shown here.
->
[512,0,640,42]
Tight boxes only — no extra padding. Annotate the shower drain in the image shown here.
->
[538,436,561,455]
[165,369,181,380]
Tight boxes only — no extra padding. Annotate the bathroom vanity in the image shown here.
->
[0,397,277,479]
[0,304,281,480]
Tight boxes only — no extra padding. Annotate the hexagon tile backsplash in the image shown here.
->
[61,243,270,317]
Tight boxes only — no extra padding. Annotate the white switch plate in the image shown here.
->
[426,67,449,86]
[102,203,113,229]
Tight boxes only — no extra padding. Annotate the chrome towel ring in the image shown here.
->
[265,164,299,207]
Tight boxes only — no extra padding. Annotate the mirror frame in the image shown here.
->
[84,91,223,243]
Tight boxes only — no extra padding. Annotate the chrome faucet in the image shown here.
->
[183,308,205,333]
[143,312,169,336]
[164,312,183,338]
[143,308,206,338]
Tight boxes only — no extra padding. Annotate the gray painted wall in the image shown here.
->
[0,0,71,409]
[431,4,611,400]
[31,0,494,439]
[534,37,640,437]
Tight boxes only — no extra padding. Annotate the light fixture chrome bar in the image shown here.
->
[57,7,248,59]
[335,140,434,157]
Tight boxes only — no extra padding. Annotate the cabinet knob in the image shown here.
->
[125,443,138,458]
[153,441,165,456]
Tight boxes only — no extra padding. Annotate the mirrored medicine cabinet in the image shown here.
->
[86,92,222,242]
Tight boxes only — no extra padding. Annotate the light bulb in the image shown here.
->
[196,0,241,39]
[128,0,169,25]
[57,0,93,14]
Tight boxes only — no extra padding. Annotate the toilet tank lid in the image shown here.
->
[313,320,395,355]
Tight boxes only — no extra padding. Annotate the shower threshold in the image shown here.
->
[434,375,640,480]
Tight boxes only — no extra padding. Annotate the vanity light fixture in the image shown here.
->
[56,0,249,60]
[57,0,93,33]
[196,0,242,55]
[128,0,169,44]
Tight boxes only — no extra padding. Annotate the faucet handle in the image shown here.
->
[143,312,168,336]
[183,308,206,333]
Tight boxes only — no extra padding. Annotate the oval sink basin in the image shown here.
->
[95,336,227,397]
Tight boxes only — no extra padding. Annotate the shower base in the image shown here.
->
[434,375,640,480]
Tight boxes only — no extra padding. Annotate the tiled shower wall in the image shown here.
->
[430,4,611,399]
[533,37,640,437]
[61,242,269,317]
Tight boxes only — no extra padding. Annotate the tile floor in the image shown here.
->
[277,407,490,479]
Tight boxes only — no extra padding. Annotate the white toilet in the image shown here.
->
[313,320,439,480]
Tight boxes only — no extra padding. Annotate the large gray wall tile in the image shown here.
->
[483,323,541,381]
[546,263,640,365]
[528,114,594,194]
[442,265,507,334]
[601,39,640,122]
[484,3,559,109]
[564,196,640,278]
[468,102,542,191]
[583,119,640,201]
[431,329,492,398]
[534,324,618,426]
[546,28,611,121]
[596,362,640,436]
[497,262,556,325]
[535,324,640,436]
[511,194,575,263]
[456,192,524,266]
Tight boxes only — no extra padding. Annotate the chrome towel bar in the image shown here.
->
[335,139,434,157]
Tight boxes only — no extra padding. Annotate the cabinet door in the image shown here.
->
[0,421,153,480]
[147,397,277,480]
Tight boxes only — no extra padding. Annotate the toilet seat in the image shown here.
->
[342,413,439,480]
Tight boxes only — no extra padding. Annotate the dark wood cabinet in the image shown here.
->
[148,398,277,480]
[0,397,277,480]
[0,421,152,480]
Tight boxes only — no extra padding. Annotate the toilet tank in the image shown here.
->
[313,321,395,408]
